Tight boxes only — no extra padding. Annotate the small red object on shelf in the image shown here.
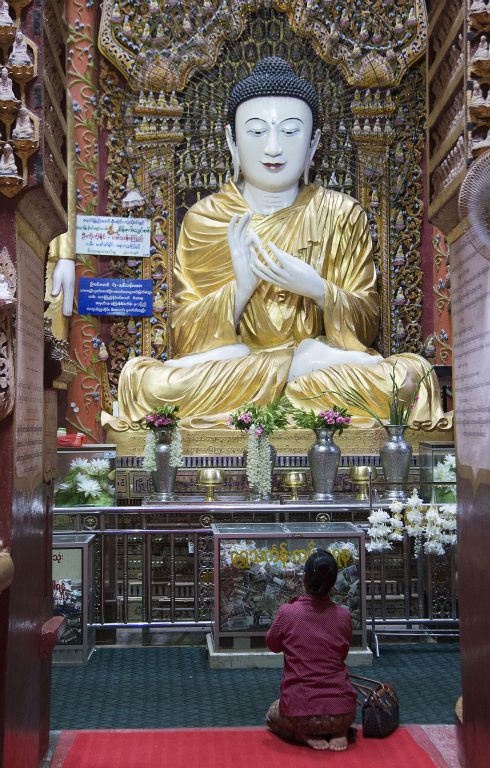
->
[56,432,86,448]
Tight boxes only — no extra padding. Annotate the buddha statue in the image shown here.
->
[0,66,15,100]
[12,105,34,139]
[0,1,13,26]
[8,30,31,67]
[0,144,18,176]
[0,272,14,303]
[105,57,448,431]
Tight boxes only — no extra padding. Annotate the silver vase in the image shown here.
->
[308,428,341,501]
[380,424,412,499]
[243,438,276,501]
[150,428,177,502]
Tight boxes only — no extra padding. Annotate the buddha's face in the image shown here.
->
[226,96,320,192]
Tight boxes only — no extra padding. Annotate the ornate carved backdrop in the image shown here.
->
[94,0,428,416]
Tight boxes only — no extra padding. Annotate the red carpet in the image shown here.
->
[50,726,449,767]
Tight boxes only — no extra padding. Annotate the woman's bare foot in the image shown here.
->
[328,736,348,751]
[305,738,330,750]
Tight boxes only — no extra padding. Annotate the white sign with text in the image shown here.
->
[76,215,151,257]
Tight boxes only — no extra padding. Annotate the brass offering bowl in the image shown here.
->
[282,471,307,501]
[196,468,225,502]
[349,465,377,501]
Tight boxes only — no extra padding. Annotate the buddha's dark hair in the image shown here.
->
[304,549,338,598]
[227,56,319,137]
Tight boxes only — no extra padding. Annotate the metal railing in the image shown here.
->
[53,498,459,652]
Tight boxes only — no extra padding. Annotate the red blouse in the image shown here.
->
[265,594,357,717]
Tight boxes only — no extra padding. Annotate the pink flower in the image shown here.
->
[238,413,252,424]
[255,426,264,436]
[154,416,173,428]
[343,417,351,424]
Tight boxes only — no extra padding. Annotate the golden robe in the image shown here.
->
[115,182,448,430]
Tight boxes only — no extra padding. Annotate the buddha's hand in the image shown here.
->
[228,211,260,323]
[51,258,75,316]
[251,240,325,309]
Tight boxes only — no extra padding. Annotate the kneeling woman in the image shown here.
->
[265,549,357,751]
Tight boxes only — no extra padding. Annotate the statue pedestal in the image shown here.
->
[105,424,454,462]
[107,424,454,503]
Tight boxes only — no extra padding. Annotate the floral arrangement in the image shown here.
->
[144,404,180,430]
[366,488,457,557]
[292,406,352,434]
[55,457,116,507]
[142,405,184,472]
[433,454,456,503]
[228,397,291,437]
[330,361,434,427]
[229,397,292,498]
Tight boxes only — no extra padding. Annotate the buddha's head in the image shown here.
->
[225,57,321,192]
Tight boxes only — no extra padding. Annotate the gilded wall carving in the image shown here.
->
[0,0,39,198]
[100,0,427,90]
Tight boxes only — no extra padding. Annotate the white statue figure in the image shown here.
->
[8,31,31,67]
[105,57,448,431]
[0,144,18,176]
[50,258,75,317]
[470,0,488,13]
[473,35,490,61]
[0,272,13,303]
[0,1,13,26]
[122,175,145,209]
[0,67,15,100]
[472,81,485,106]
[12,105,34,139]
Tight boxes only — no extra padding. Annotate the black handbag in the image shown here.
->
[349,674,399,738]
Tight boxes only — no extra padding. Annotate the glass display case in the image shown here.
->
[52,533,96,663]
[55,444,117,508]
[212,522,366,651]
[419,441,456,503]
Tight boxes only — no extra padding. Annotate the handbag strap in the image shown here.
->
[350,673,389,688]
[350,679,373,706]
[350,674,399,708]
[366,687,399,714]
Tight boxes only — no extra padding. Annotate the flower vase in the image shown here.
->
[150,427,177,501]
[308,428,341,501]
[380,424,412,500]
[243,435,276,501]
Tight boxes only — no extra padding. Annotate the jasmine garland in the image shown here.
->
[246,432,272,498]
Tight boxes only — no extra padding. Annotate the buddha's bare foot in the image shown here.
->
[305,738,330,750]
[328,736,348,751]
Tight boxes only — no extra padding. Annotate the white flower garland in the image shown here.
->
[246,432,272,498]
[169,430,184,468]
[388,500,404,543]
[404,488,424,557]
[366,508,392,552]
[423,504,445,556]
[143,430,157,471]
[142,429,184,471]
[366,490,457,558]
[438,503,457,548]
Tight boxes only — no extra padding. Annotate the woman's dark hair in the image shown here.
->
[304,549,338,597]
